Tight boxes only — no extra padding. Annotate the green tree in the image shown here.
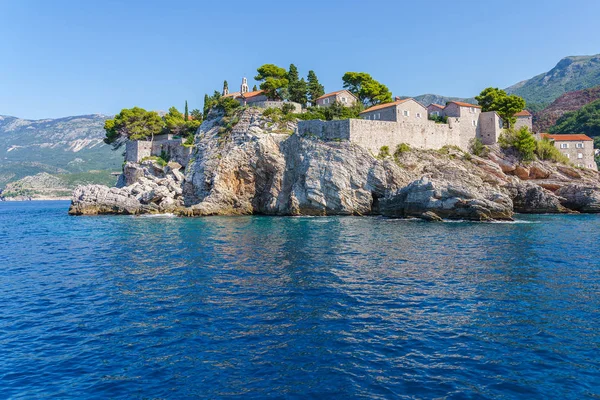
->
[307,70,325,106]
[103,107,165,149]
[184,100,189,121]
[164,107,187,136]
[223,80,228,93]
[190,108,203,121]
[287,64,308,105]
[252,84,258,91]
[475,87,526,128]
[254,64,289,99]
[203,91,222,119]
[342,72,392,107]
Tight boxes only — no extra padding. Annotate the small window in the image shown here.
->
[560,143,569,149]
[376,113,380,120]
[403,110,409,117]
[324,98,329,104]
[576,143,584,148]
[341,97,347,103]
[433,111,439,116]
[578,153,583,159]
[470,107,474,113]
[416,112,422,118]
[565,153,570,158]
[472,120,477,127]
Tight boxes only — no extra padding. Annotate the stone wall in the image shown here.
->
[297,119,351,140]
[478,112,503,145]
[125,139,192,166]
[514,116,533,131]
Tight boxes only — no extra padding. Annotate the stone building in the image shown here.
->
[426,103,445,117]
[125,136,192,167]
[541,133,597,170]
[316,90,358,107]
[297,98,503,154]
[514,110,533,131]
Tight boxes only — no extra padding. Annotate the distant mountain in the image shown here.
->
[506,54,600,105]
[0,114,121,189]
[406,54,600,109]
[410,94,477,107]
[533,85,600,132]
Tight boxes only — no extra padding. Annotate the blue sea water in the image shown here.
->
[0,201,599,399]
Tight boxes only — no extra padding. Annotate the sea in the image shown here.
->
[1,201,599,399]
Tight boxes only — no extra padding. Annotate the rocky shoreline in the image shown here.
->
[69,108,600,221]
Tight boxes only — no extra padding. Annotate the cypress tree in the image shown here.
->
[307,70,325,106]
[288,64,307,105]
[184,100,189,121]
[252,85,258,91]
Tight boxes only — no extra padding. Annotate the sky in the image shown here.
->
[1,0,600,120]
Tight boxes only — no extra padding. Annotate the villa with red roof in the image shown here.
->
[316,90,357,108]
[222,77,302,112]
[540,133,597,170]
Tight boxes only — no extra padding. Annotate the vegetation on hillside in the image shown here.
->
[475,88,526,128]
[342,72,392,107]
[548,99,600,138]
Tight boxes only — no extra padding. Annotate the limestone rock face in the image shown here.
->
[556,184,600,212]
[380,177,514,221]
[506,183,570,213]
[70,108,600,219]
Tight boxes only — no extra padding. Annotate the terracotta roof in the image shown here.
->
[515,110,532,117]
[447,101,481,109]
[317,90,357,100]
[541,133,593,141]
[428,103,445,109]
[241,90,265,99]
[359,98,413,114]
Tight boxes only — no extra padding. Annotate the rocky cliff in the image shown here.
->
[533,85,600,132]
[69,108,600,220]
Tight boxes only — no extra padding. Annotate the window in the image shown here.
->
[576,143,584,148]
[578,153,583,159]
[416,112,422,118]
[577,164,583,167]
[565,153,570,158]
[403,110,409,117]
[470,107,475,113]
[324,98,330,104]
[472,120,477,127]
[432,111,439,116]
[499,119,503,129]
[376,113,380,120]
[341,97,347,103]
[560,143,569,149]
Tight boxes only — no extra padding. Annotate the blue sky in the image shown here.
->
[1,0,599,119]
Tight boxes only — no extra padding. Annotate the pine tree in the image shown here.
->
[184,100,189,121]
[307,70,325,106]
[252,85,257,91]
[287,64,308,105]
[223,80,229,94]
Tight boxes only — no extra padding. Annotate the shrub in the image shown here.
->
[394,143,411,158]
[535,139,569,164]
[469,137,489,157]
[500,127,536,161]
[378,145,391,159]
[282,103,296,115]
[428,114,448,124]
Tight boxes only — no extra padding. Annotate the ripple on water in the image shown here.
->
[0,202,599,399]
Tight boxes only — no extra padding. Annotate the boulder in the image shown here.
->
[514,165,530,180]
[506,183,570,213]
[69,185,141,215]
[556,184,600,212]
[528,163,551,179]
[380,177,513,221]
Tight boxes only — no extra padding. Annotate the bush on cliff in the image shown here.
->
[103,107,165,150]
[469,137,489,157]
[535,139,570,164]
[499,127,536,161]
[378,146,391,159]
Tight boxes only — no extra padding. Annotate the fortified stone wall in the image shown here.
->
[125,141,152,162]
[125,139,192,166]
[296,119,351,140]
[514,116,533,132]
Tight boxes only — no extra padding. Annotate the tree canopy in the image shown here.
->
[254,64,289,99]
[307,70,324,106]
[342,72,392,107]
[549,99,600,137]
[164,106,200,137]
[475,87,526,128]
[287,64,308,106]
[103,107,164,149]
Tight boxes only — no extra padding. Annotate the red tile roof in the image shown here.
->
[428,103,445,109]
[447,101,481,109]
[541,133,593,141]
[317,90,357,100]
[515,110,532,117]
[241,90,265,99]
[359,98,413,114]
[223,91,241,98]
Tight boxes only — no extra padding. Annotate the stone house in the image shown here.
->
[513,110,533,131]
[316,90,358,107]
[359,98,428,122]
[427,104,445,117]
[125,136,192,166]
[222,77,302,112]
[541,133,597,170]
